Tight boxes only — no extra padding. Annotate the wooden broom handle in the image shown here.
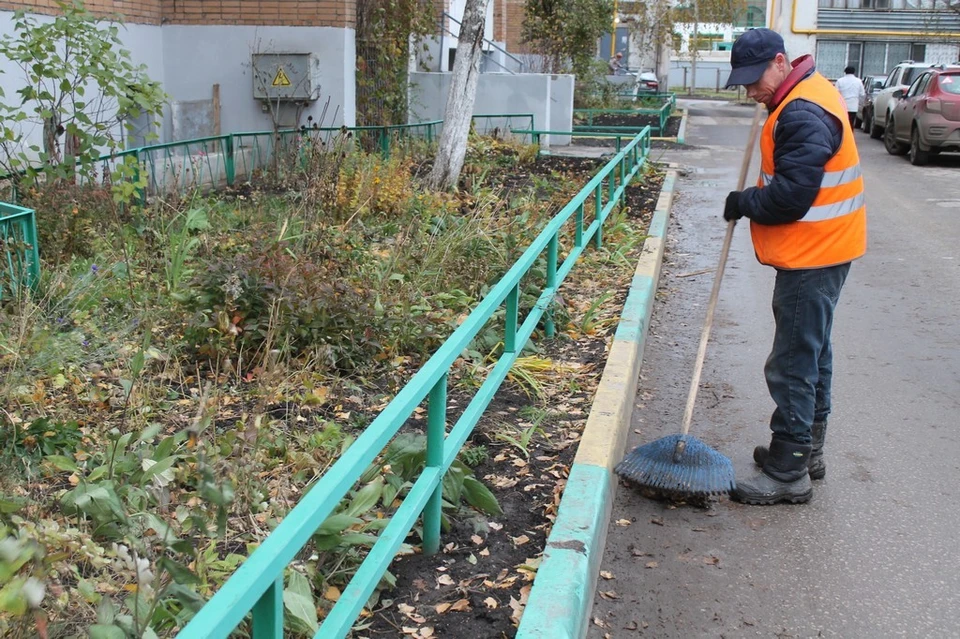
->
[679,103,764,437]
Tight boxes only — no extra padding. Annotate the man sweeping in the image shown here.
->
[722,29,866,505]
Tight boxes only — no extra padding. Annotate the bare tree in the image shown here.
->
[427,0,490,190]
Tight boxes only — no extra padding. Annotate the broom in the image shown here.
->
[615,103,765,497]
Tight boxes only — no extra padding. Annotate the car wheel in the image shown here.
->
[909,127,930,166]
[870,115,883,139]
[884,118,908,155]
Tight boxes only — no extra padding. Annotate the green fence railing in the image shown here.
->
[176,126,652,639]
[471,113,536,141]
[574,100,674,137]
[0,201,40,300]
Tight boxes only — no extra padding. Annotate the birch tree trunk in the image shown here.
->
[427,0,490,190]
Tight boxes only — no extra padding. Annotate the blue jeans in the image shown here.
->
[765,263,851,445]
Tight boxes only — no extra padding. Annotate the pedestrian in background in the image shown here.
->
[835,66,866,128]
[723,29,867,505]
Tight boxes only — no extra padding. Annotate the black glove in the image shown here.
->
[724,191,744,222]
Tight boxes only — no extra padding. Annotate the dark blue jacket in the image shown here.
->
[738,69,844,226]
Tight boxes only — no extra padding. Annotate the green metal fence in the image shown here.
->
[574,101,674,137]
[0,202,40,300]
[471,113,536,142]
[176,126,652,639]
[511,128,653,156]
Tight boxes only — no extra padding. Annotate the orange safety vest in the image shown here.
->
[752,72,867,269]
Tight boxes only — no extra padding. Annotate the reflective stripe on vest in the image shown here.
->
[759,164,862,190]
[751,71,867,269]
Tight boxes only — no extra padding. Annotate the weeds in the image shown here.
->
[0,131,643,636]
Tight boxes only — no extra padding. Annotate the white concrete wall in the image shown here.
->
[161,25,356,137]
[0,14,167,163]
[778,0,817,59]
[549,75,575,146]
[409,72,573,147]
[0,11,357,164]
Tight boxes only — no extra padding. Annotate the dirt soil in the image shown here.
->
[573,115,683,148]
[360,172,664,639]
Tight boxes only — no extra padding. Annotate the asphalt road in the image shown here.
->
[589,100,960,638]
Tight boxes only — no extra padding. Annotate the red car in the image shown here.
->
[885,66,960,165]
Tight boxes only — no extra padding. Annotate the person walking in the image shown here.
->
[609,52,625,75]
[835,66,866,128]
[722,29,867,505]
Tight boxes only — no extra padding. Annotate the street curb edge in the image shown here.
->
[515,169,678,639]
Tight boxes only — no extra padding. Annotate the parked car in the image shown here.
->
[884,67,960,165]
[633,69,660,94]
[870,61,960,139]
[858,75,885,133]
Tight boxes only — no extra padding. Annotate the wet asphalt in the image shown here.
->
[588,101,960,638]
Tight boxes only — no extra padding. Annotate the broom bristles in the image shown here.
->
[615,434,735,497]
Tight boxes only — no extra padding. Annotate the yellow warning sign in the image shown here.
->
[272,68,291,87]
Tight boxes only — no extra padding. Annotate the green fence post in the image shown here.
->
[619,157,625,206]
[380,128,390,158]
[24,210,40,290]
[423,374,447,555]
[544,233,558,338]
[133,150,146,208]
[594,184,603,249]
[251,575,283,637]
[575,202,584,248]
[225,135,236,186]
[505,284,519,353]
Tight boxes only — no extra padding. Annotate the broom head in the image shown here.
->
[615,433,735,497]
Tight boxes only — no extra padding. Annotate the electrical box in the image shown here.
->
[252,53,320,101]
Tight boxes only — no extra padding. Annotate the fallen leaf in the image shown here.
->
[480,548,490,557]
[599,571,614,580]
[471,535,484,545]
[512,534,530,546]
[435,602,452,614]
[450,598,471,612]
[420,628,434,638]
[650,517,664,526]
[593,617,608,628]
[437,574,455,587]
[489,522,504,531]
[704,556,720,566]
[484,597,498,609]
[467,553,477,565]
[398,603,426,623]
[599,590,621,600]
[615,519,632,527]
[645,561,659,569]
[624,620,639,631]
[631,549,651,557]
[324,586,341,602]
[692,527,706,532]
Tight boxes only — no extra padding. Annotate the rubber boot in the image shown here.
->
[733,439,813,505]
[753,421,826,480]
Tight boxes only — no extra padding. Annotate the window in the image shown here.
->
[885,67,900,87]
[817,41,849,79]
[939,74,960,95]
[906,73,928,97]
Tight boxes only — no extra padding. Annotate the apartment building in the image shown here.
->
[781,0,960,79]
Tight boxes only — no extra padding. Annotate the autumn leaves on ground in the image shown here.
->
[0,134,661,637]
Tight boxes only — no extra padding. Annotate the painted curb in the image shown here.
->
[515,170,678,639]
[677,107,689,145]
[649,108,689,145]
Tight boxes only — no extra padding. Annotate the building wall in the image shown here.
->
[159,0,355,27]
[0,0,356,158]
[0,0,161,24]
[409,71,574,145]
